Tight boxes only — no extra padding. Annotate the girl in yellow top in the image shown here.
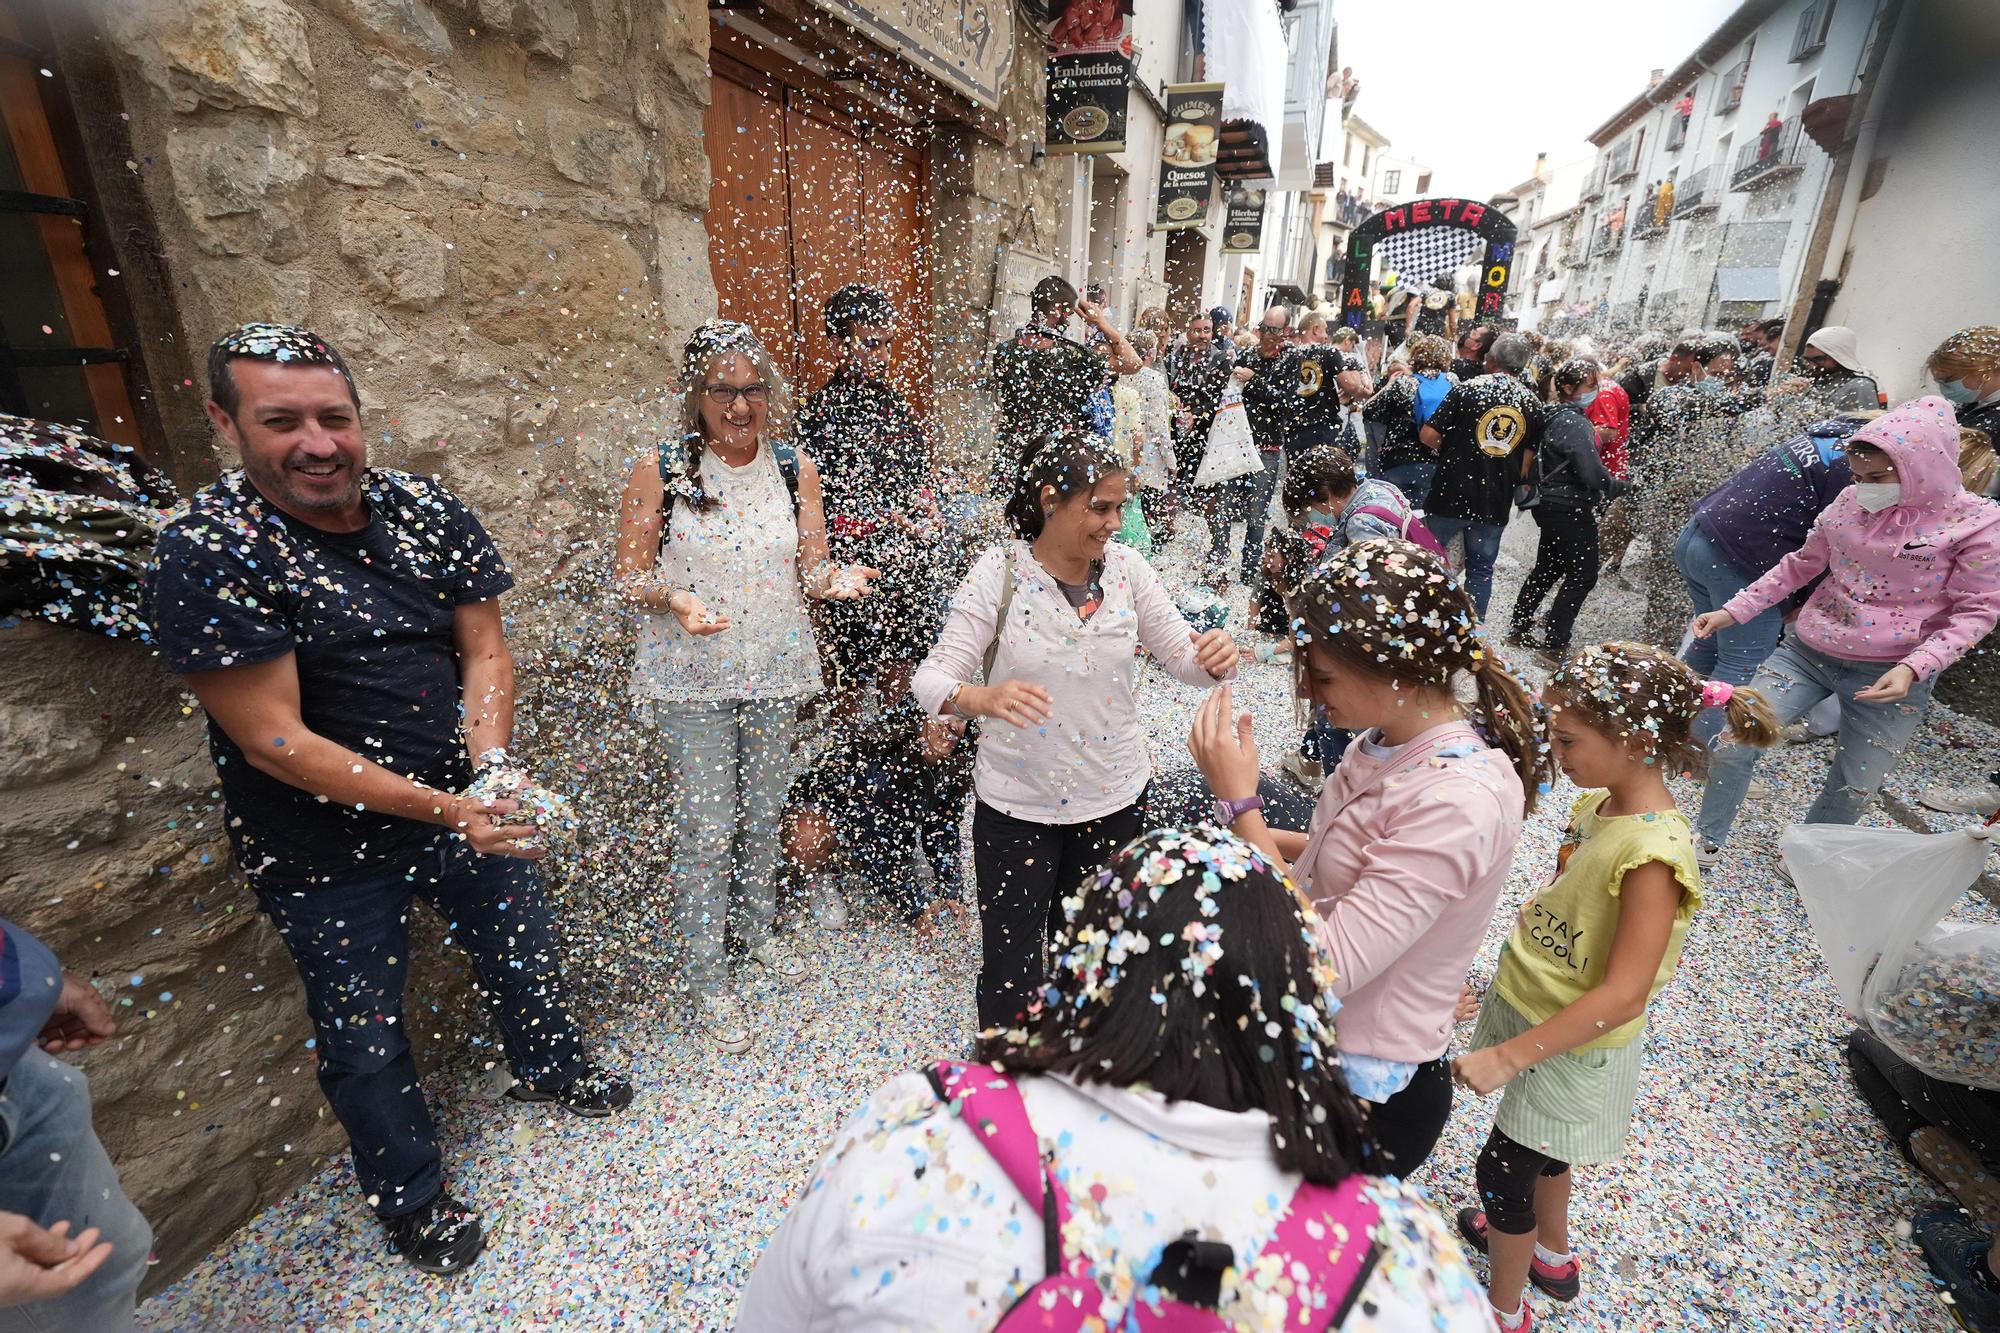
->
[1451,643,1777,1331]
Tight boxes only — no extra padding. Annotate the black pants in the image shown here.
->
[1362,1057,1453,1177]
[1847,1027,2000,1167]
[1475,1128,1571,1234]
[1510,503,1599,652]
[971,795,1148,1032]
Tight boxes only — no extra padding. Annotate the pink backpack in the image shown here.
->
[1354,503,1450,564]
[927,1061,1383,1332]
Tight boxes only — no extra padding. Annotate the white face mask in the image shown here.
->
[1853,481,1902,513]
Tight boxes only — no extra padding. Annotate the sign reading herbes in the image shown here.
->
[1155,82,1222,230]
[1046,52,1130,154]
[1220,187,1266,254]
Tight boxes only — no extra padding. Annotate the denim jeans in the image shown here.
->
[1674,520,1786,746]
[257,836,587,1218]
[652,698,796,993]
[1425,514,1506,617]
[0,1052,151,1333]
[1378,460,1436,513]
[1695,635,1935,848]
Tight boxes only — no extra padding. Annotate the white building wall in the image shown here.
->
[1823,0,2000,400]
[1573,0,1885,331]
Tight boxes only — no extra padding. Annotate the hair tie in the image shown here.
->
[1700,680,1735,709]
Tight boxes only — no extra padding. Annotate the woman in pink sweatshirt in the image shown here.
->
[1190,538,1551,1175]
[1690,396,2000,860]
[915,430,1236,1035]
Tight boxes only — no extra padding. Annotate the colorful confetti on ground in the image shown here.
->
[138,519,1981,1331]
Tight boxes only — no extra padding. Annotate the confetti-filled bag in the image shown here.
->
[1782,823,1999,1088]
[1193,386,1259,488]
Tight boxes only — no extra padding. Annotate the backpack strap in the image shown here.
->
[774,439,801,518]
[1352,503,1412,539]
[1253,1175,1383,1332]
[929,1060,1077,1280]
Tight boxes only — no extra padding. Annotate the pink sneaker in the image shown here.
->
[1457,1208,1583,1302]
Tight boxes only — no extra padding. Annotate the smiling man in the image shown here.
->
[146,324,630,1277]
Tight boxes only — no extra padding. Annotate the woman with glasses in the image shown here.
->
[615,319,877,1052]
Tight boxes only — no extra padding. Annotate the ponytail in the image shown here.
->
[1718,686,1780,749]
[1472,647,1554,816]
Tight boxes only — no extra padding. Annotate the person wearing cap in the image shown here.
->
[617,320,881,1054]
[1688,397,2000,867]
[794,285,947,735]
[148,324,633,1275]
[1768,326,1880,414]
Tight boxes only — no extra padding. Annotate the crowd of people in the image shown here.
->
[4,285,1999,1333]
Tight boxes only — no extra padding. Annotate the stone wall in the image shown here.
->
[8,0,1053,1289]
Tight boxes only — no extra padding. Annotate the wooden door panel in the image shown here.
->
[859,135,927,412]
[784,105,867,401]
[704,72,797,381]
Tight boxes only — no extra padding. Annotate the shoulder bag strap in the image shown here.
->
[981,547,1019,684]
[929,1060,1076,1280]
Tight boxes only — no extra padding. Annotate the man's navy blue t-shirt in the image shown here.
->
[148,469,514,886]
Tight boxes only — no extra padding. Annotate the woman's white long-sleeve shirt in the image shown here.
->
[914,540,1226,824]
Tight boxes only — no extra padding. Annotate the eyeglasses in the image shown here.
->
[702,383,771,406]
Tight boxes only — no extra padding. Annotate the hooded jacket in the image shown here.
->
[1693,415,1859,580]
[1723,396,2000,680]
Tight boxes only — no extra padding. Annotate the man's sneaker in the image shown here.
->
[1457,1209,1582,1302]
[809,874,849,929]
[1919,782,2000,818]
[504,1063,633,1119]
[748,938,807,982]
[696,990,752,1054]
[1912,1204,2000,1333]
[383,1191,485,1275]
[1695,839,1723,869]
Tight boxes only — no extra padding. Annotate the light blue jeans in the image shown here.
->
[1674,520,1786,746]
[1695,636,1934,848]
[652,698,797,993]
[0,1051,151,1333]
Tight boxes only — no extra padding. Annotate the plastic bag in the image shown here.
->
[1194,385,1259,488]
[1782,823,1998,1088]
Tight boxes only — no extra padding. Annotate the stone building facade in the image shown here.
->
[4,0,1054,1286]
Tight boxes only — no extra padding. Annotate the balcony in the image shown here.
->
[1665,109,1690,152]
[1560,244,1587,269]
[1607,143,1638,184]
[1731,117,1809,190]
[1671,165,1717,217]
[1578,164,1604,203]
[1593,222,1624,258]
[1715,59,1747,114]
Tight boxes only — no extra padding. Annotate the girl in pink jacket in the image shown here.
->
[1690,396,2000,859]
[1190,537,1551,1175]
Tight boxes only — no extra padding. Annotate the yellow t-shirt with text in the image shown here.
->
[1492,790,1703,1050]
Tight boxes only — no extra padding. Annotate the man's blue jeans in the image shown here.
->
[0,1052,151,1333]
[256,836,587,1219]
[1696,635,1934,849]
[1378,460,1436,512]
[1424,514,1505,617]
[1674,519,1786,746]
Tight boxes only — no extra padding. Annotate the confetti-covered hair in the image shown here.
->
[207,323,357,418]
[980,826,1370,1186]
[676,319,793,514]
[1545,641,1778,775]
[822,283,894,339]
[1928,325,2000,383]
[1406,333,1452,374]
[1003,427,1127,540]
[1551,357,1600,400]
[1287,538,1551,814]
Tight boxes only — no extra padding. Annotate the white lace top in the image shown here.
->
[629,442,823,703]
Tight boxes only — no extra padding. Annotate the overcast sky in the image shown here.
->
[1335,0,1742,199]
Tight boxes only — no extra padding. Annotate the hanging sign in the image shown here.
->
[1220,187,1266,254]
[1046,53,1130,153]
[1155,82,1222,230]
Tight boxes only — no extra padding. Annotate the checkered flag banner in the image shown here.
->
[1380,228,1486,298]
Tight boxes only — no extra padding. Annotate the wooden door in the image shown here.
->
[702,62,929,414]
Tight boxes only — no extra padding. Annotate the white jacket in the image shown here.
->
[737,1070,1498,1332]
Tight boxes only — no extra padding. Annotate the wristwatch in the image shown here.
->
[1212,793,1264,826]
[945,682,970,719]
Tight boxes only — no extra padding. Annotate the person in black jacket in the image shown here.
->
[1505,359,1626,657]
